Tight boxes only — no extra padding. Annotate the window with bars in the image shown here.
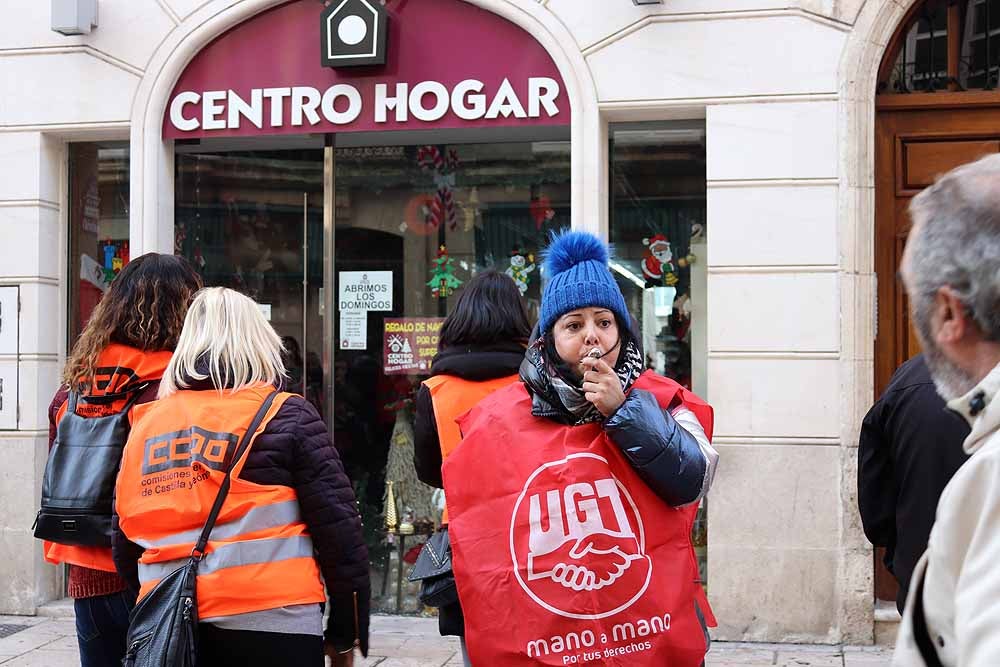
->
[879,0,1000,93]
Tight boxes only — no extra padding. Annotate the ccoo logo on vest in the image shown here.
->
[510,454,653,620]
[142,427,240,476]
[321,0,388,68]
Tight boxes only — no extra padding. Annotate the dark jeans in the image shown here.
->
[74,591,134,667]
[198,624,324,667]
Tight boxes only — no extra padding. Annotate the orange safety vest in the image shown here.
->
[44,344,172,572]
[423,373,519,524]
[115,385,326,621]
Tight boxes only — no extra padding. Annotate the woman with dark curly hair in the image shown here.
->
[43,253,201,667]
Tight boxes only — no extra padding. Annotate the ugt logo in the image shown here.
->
[510,454,652,620]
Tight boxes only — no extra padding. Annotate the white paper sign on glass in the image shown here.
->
[338,271,393,311]
[340,311,368,350]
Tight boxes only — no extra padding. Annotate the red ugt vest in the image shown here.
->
[116,385,326,620]
[443,371,716,667]
[44,344,171,572]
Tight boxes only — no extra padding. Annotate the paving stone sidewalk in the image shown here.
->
[0,605,893,666]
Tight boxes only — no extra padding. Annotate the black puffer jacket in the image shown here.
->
[111,378,370,654]
[413,340,525,488]
[519,330,715,507]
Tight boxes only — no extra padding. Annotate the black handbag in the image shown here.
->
[35,384,150,547]
[123,390,279,667]
[408,529,459,608]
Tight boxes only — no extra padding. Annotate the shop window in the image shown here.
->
[68,143,131,343]
[175,149,326,409]
[175,138,571,613]
[608,121,708,583]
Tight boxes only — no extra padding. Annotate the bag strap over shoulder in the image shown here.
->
[192,390,279,558]
[68,381,153,412]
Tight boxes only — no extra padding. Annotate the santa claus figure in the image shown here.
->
[642,234,679,288]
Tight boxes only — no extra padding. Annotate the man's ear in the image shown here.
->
[933,286,974,345]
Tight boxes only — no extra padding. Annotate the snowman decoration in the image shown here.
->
[506,248,536,296]
[642,234,679,288]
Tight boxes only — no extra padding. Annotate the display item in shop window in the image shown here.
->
[463,186,482,231]
[384,480,398,532]
[399,508,415,536]
[402,193,440,236]
[529,195,556,230]
[417,146,460,231]
[690,223,705,243]
[505,248,536,296]
[641,234,678,288]
[101,240,130,283]
[428,245,463,298]
[386,405,439,525]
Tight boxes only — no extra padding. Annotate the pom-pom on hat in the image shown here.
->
[539,230,630,334]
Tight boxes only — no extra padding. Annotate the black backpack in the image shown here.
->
[34,384,149,547]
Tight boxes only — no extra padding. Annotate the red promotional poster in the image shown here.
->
[383,318,445,375]
[442,373,715,667]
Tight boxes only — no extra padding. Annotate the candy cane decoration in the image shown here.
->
[417,146,460,231]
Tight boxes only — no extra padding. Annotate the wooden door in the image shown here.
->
[874,101,1000,602]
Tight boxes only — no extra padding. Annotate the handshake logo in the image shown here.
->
[511,454,652,620]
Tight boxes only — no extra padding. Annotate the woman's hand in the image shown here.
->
[325,644,354,667]
[581,356,625,416]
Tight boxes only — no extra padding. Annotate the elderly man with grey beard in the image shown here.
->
[892,154,1000,667]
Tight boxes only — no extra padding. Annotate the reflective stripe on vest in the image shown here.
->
[130,499,302,550]
[139,534,315,582]
[117,385,326,620]
[43,344,171,572]
[423,373,519,523]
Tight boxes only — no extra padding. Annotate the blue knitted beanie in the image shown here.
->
[539,230,629,334]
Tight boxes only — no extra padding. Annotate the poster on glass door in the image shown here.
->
[383,318,444,374]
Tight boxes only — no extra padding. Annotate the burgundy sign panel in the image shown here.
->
[163,0,570,139]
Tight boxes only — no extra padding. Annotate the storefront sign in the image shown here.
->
[339,271,392,311]
[321,0,388,68]
[340,311,368,350]
[383,318,444,375]
[163,0,569,139]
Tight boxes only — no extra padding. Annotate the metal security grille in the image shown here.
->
[0,624,30,639]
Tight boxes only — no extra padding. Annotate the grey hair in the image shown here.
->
[907,153,1000,342]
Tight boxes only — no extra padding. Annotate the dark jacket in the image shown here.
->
[858,354,970,613]
[413,341,525,488]
[519,335,713,508]
[111,378,370,653]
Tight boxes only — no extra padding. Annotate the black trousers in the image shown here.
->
[197,624,324,667]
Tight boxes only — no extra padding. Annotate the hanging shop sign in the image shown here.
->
[383,318,445,375]
[163,0,569,139]
[338,271,393,311]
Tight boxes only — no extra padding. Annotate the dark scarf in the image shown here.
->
[520,328,644,425]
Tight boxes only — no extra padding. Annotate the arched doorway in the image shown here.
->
[874,0,1000,603]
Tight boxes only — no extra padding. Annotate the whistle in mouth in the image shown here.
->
[587,348,602,359]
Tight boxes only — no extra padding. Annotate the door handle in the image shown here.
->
[0,377,4,412]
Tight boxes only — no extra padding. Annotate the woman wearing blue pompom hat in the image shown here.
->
[441,230,720,667]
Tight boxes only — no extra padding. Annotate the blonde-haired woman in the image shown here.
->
[112,287,370,667]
